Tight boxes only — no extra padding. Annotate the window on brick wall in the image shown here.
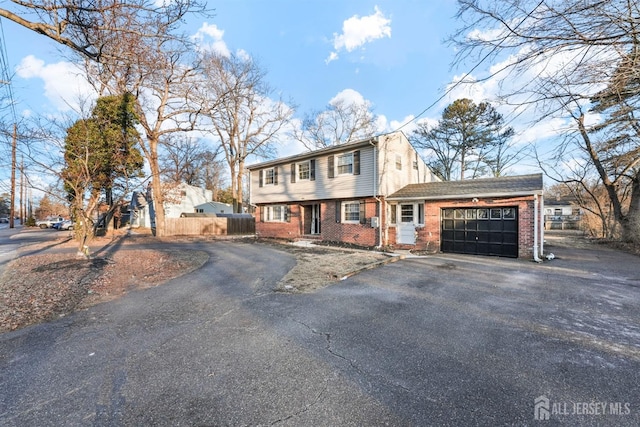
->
[266,205,288,222]
[389,204,397,225]
[343,201,360,222]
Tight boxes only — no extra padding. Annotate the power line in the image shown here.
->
[392,0,545,133]
[0,18,17,124]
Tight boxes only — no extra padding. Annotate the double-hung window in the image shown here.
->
[265,168,275,185]
[343,201,360,223]
[337,153,353,175]
[298,162,310,180]
[266,205,287,222]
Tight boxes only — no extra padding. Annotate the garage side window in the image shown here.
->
[389,204,397,225]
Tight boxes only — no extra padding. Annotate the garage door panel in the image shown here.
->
[503,221,517,232]
[477,221,490,231]
[489,221,504,231]
[441,207,519,258]
[477,231,490,243]
[503,233,518,244]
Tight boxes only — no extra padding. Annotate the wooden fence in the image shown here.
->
[164,217,255,236]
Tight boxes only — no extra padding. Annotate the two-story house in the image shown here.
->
[248,131,545,259]
[248,131,437,248]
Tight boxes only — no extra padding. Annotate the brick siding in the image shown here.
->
[388,195,539,258]
[255,198,382,247]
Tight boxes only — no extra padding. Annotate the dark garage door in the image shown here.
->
[441,207,518,257]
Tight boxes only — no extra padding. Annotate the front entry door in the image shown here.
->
[397,204,416,244]
[311,204,321,234]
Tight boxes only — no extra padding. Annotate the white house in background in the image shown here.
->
[130,182,213,228]
[194,201,233,215]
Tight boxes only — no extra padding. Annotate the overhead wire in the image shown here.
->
[392,0,545,133]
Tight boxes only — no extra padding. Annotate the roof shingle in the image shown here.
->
[387,173,543,200]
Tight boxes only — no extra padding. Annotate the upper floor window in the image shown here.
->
[338,153,353,174]
[298,161,310,180]
[265,168,275,185]
[259,167,278,187]
[328,150,360,178]
[395,155,402,170]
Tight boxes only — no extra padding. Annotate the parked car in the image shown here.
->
[53,220,74,230]
[36,217,64,229]
[0,217,9,223]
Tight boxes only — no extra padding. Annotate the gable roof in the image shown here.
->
[387,173,544,201]
[246,131,408,170]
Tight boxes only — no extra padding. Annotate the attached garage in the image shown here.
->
[387,174,544,259]
[441,207,518,258]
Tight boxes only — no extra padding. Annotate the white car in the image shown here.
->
[36,217,64,229]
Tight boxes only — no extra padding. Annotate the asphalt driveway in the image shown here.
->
[1,236,639,425]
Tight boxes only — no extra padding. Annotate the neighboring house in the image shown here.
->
[130,183,213,228]
[248,131,437,247]
[248,131,545,259]
[194,201,234,215]
[544,198,582,230]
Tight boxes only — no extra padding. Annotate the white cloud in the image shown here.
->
[326,6,391,63]
[329,88,368,106]
[16,55,95,112]
[192,23,231,56]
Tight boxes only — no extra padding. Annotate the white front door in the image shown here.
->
[397,204,416,244]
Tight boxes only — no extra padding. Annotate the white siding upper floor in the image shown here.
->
[248,131,438,204]
[376,132,437,195]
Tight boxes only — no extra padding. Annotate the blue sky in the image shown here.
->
[2,0,552,188]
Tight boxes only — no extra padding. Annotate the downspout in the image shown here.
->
[539,192,544,257]
[533,194,542,263]
[371,137,383,249]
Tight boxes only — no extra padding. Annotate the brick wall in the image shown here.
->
[255,204,302,240]
[255,198,383,247]
[322,198,380,247]
[388,196,539,258]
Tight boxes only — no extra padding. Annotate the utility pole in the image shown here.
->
[10,123,16,228]
[20,156,24,224]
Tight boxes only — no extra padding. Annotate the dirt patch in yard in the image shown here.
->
[1,231,396,332]
[261,240,393,293]
[0,231,208,333]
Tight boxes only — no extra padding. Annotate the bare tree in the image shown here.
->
[4,0,210,238]
[0,1,208,62]
[451,0,640,242]
[159,135,227,195]
[199,52,294,213]
[293,97,378,150]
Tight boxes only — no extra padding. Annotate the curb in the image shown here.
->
[339,253,407,281]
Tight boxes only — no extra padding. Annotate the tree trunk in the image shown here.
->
[620,171,640,243]
[229,163,239,213]
[577,114,628,235]
[148,138,166,237]
[237,159,245,213]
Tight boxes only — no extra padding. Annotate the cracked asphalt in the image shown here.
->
[1,234,640,425]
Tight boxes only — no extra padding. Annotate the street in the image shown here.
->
[1,235,639,425]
